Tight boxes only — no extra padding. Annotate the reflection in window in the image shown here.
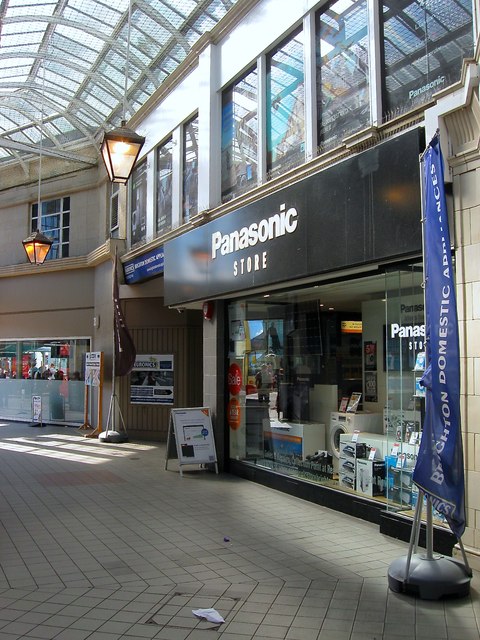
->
[382,0,473,119]
[183,115,198,222]
[221,67,258,202]
[130,160,147,246]
[31,197,70,260]
[156,139,173,235]
[317,0,369,150]
[267,29,305,177]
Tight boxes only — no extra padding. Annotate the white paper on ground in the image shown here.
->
[192,608,225,623]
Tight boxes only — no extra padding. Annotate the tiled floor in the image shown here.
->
[0,422,478,640]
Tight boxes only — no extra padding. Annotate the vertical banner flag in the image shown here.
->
[113,252,137,377]
[412,133,465,538]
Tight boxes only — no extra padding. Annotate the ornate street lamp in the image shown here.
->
[22,229,53,265]
[101,121,145,184]
[100,0,145,184]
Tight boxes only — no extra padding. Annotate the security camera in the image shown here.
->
[177,307,185,314]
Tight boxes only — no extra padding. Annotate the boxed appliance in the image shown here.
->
[355,459,386,497]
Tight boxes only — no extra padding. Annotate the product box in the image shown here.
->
[339,433,388,460]
[385,458,413,507]
[339,471,355,490]
[356,459,386,497]
[339,441,367,459]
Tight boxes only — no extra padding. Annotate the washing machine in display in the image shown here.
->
[329,411,383,461]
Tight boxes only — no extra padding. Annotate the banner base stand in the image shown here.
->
[99,429,128,443]
[388,553,471,600]
[99,389,128,444]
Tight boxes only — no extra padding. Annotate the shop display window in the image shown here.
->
[227,266,445,524]
[266,28,305,177]
[316,0,370,151]
[0,338,90,424]
[221,67,258,202]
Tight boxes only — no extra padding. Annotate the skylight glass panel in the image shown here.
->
[10,129,35,145]
[47,61,84,86]
[54,116,78,133]
[206,0,230,21]
[167,0,196,19]
[56,24,105,51]
[64,6,117,38]
[79,91,112,117]
[2,20,44,35]
[7,1,56,16]
[1,30,44,49]
[51,33,98,64]
[150,3,184,29]
[0,62,32,81]
[74,109,102,128]
[45,71,81,94]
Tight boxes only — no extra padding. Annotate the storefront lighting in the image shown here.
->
[22,229,53,265]
[100,1,145,184]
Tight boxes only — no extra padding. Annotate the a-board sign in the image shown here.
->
[166,407,218,475]
[32,395,42,425]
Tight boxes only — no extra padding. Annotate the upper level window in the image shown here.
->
[267,28,305,178]
[31,197,70,260]
[317,0,369,151]
[183,115,199,222]
[382,0,473,120]
[130,160,147,246]
[221,67,258,202]
[156,138,173,235]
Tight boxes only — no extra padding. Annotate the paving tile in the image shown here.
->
[254,624,288,638]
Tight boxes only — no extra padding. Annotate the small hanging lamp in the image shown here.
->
[22,229,53,265]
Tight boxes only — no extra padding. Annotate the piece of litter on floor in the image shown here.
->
[192,608,225,623]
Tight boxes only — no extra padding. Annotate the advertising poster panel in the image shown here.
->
[85,352,102,387]
[130,354,174,405]
[170,407,217,466]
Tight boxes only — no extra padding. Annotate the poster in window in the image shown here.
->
[364,372,377,403]
[364,341,377,371]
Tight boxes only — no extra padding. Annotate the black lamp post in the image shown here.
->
[101,120,145,184]
[22,229,53,265]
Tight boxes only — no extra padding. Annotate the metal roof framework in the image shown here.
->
[0,0,239,171]
[0,0,474,176]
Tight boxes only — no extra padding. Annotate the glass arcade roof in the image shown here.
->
[0,0,239,168]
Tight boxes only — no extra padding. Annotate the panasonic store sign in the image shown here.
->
[164,128,423,306]
[211,204,298,277]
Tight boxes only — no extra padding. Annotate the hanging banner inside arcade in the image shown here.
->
[130,354,174,405]
[412,133,466,539]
